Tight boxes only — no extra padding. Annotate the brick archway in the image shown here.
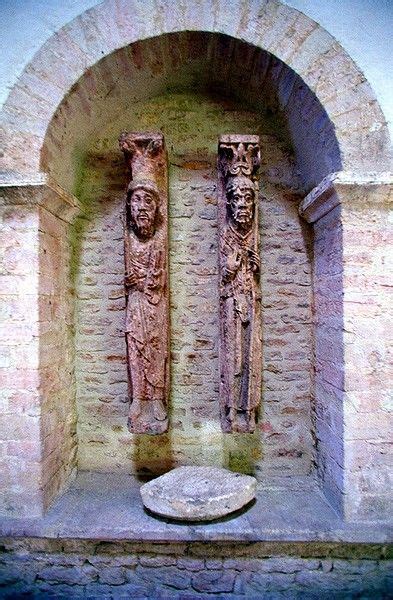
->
[1,0,391,183]
[0,0,391,522]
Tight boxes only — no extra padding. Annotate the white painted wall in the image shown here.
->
[283,0,393,138]
[1,0,392,138]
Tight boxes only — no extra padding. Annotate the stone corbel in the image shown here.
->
[299,171,393,223]
[0,172,81,223]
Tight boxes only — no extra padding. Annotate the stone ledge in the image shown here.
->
[0,472,391,549]
[0,172,81,223]
[299,171,393,223]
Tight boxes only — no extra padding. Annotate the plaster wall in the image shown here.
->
[1,0,392,140]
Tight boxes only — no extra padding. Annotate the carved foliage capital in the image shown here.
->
[218,135,261,183]
[119,132,164,161]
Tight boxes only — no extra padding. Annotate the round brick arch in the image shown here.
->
[1,0,391,192]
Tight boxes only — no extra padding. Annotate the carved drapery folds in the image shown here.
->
[119,132,170,434]
[218,135,262,433]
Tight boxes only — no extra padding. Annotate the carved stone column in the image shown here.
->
[119,132,170,434]
[218,135,262,433]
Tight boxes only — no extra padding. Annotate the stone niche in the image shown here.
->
[2,32,334,516]
[57,34,324,477]
[72,89,314,479]
[2,28,391,526]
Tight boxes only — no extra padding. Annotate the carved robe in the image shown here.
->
[125,230,167,405]
[220,224,261,432]
[120,131,170,435]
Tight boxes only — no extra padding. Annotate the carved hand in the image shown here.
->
[248,249,260,273]
[125,270,144,288]
[226,250,242,274]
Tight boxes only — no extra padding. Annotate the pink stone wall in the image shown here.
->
[38,206,77,510]
[0,205,43,516]
[341,184,392,520]
[308,181,392,521]
[0,187,78,518]
[73,92,314,478]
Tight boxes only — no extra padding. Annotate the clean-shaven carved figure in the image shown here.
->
[119,133,170,434]
[218,136,262,433]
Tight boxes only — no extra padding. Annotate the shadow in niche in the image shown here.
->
[131,433,175,481]
[143,497,256,525]
[311,202,345,517]
[222,433,262,477]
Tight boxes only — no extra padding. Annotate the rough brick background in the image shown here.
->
[0,205,42,517]
[0,538,392,598]
[340,184,393,521]
[73,90,314,478]
[2,5,390,184]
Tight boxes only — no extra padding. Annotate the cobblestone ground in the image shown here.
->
[1,545,392,599]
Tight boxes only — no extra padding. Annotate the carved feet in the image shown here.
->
[128,398,168,435]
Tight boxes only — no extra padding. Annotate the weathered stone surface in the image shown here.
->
[1,538,392,598]
[140,466,256,521]
[119,132,170,435]
[218,135,262,433]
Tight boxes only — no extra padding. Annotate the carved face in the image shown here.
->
[226,177,255,228]
[129,186,158,238]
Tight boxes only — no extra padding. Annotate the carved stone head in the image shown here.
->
[127,180,161,239]
[226,175,256,231]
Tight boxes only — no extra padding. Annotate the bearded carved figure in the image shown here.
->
[119,132,170,434]
[218,135,262,433]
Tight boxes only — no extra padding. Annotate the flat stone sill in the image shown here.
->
[0,472,391,544]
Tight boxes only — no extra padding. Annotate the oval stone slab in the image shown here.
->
[140,466,257,521]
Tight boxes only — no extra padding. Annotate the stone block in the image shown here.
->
[191,570,236,593]
[136,566,190,590]
[98,566,127,585]
[38,565,98,585]
[177,557,205,571]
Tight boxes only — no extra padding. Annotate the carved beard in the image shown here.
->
[130,213,156,239]
[231,206,254,228]
[226,177,255,234]
[228,202,255,235]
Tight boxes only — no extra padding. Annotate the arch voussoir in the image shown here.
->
[0,0,390,183]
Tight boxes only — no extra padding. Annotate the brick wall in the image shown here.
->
[340,183,392,521]
[0,204,42,516]
[38,205,78,510]
[0,182,79,517]
[1,539,391,598]
[74,91,314,478]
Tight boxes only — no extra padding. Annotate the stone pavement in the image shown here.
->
[0,472,391,544]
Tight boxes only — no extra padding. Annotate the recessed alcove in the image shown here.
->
[72,88,314,478]
[30,31,346,519]
[1,1,392,593]
[35,32,340,495]
[2,24,390,533]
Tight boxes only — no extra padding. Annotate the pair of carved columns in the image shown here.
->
[120,133,261,435]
